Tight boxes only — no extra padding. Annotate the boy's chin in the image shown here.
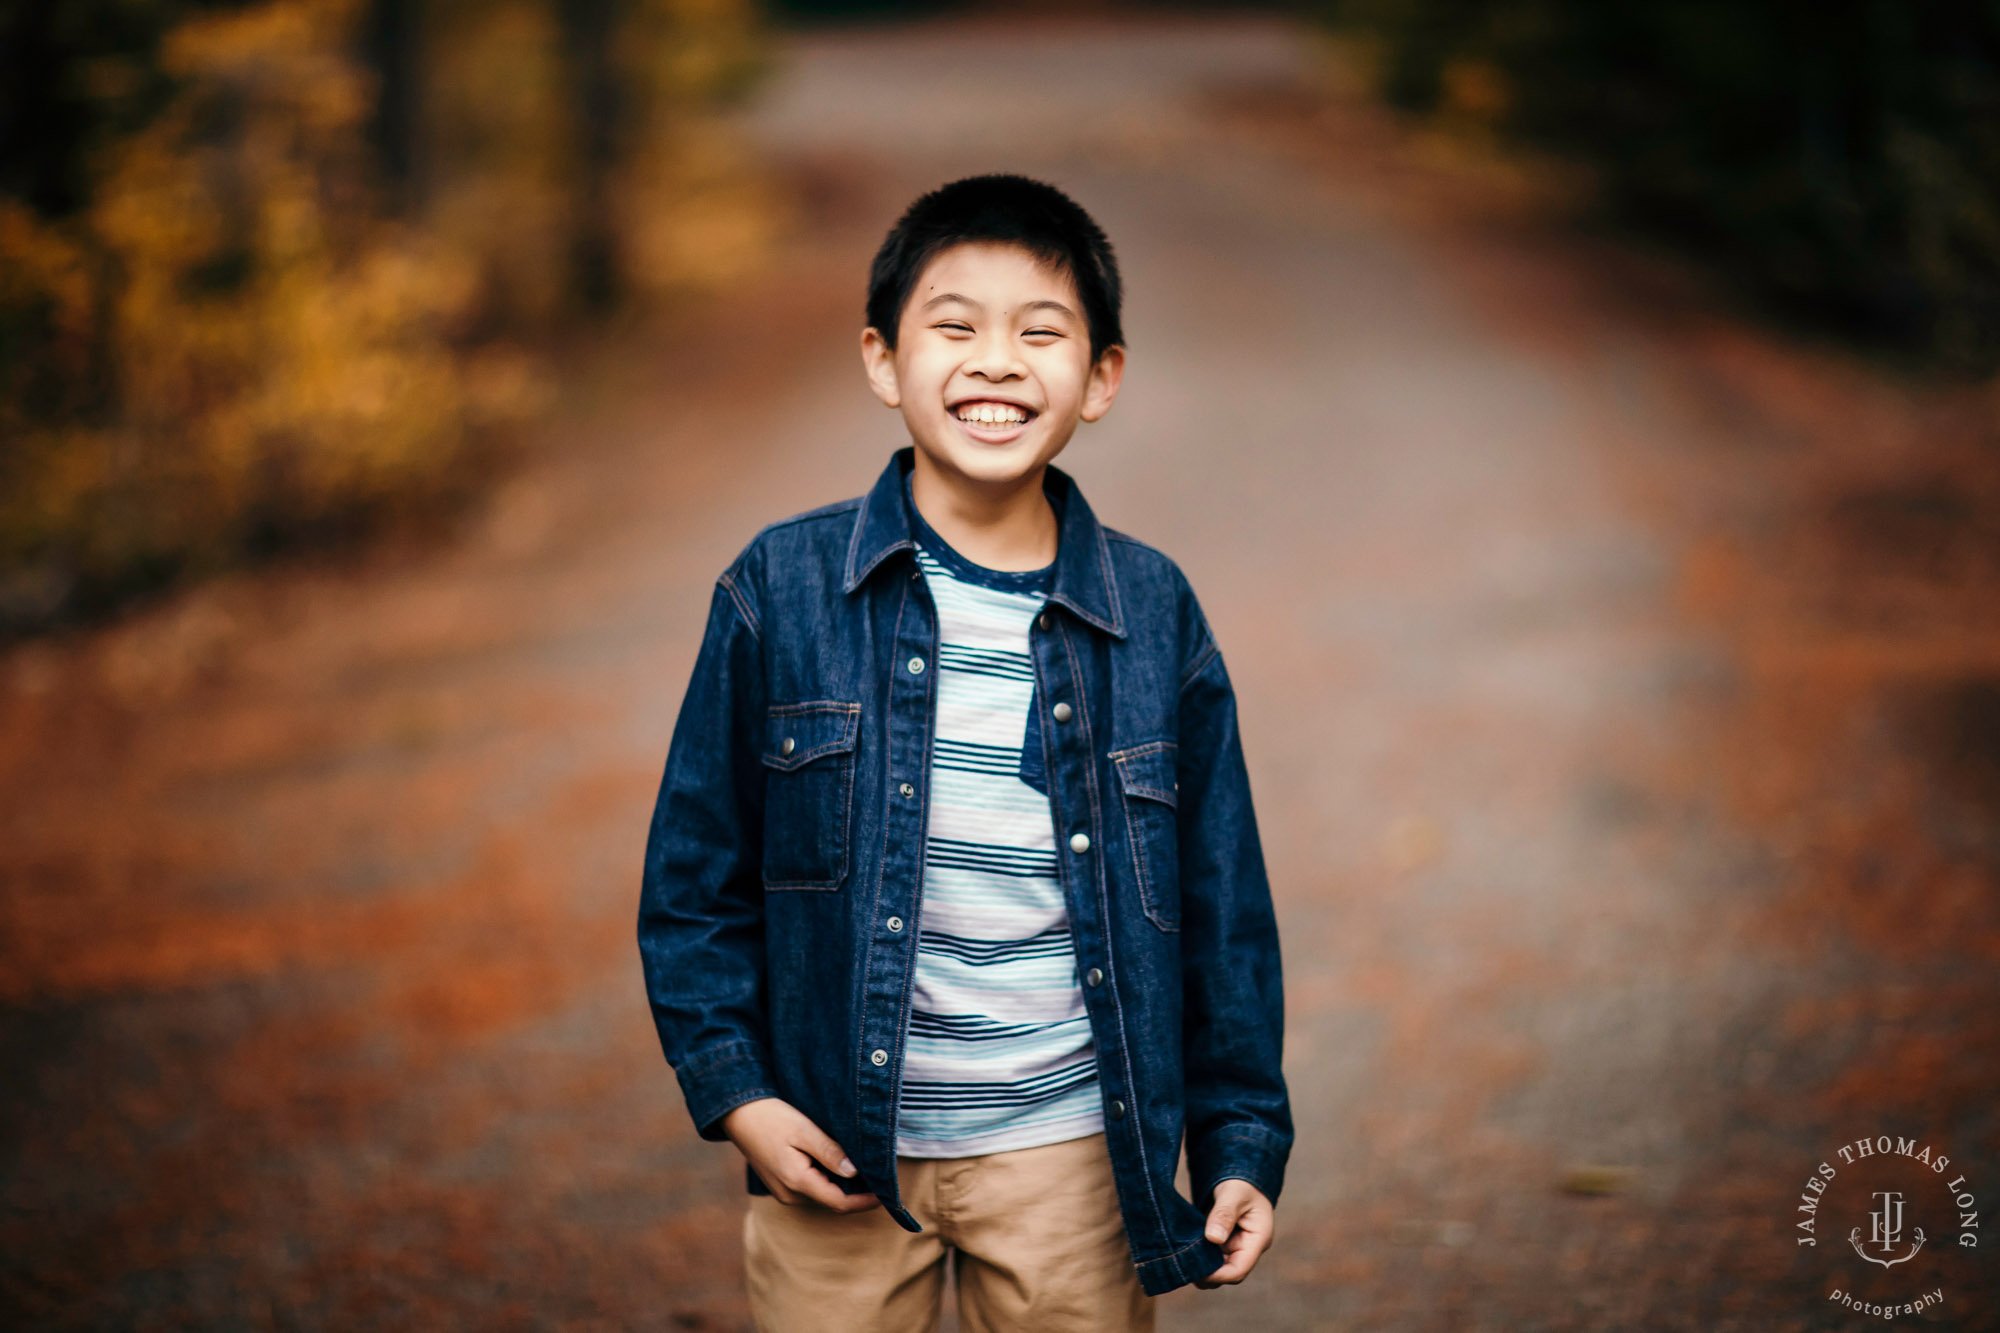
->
[918,425,1066,487]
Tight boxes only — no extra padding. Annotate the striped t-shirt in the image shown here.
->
[895,474,1105,1158]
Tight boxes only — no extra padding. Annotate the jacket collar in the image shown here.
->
[842,446,1127,640]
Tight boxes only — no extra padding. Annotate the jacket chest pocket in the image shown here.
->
[761,701,861,890]
[1111,741,1179,932]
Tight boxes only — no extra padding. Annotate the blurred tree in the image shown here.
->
[0,1,195,218]
[1,0,477,625]
[557,0,624,310]
[0,0,776,628]
[761,0,976,19]
[1316,0,2000,372]
[360,0,425,212]
[0,0,776,630]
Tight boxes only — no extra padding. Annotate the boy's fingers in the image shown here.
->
[786,1167,846,1209]
[1199,1231,1268,1286]
[1205,1194,1250,1243]
[1200,1262,1239,1286]
[828,1190,883,1213]
[786,1159,879,1212]
[1195,1254,1240,1287]
[794,1122,859,1178]
[1198,1191,1274,1287]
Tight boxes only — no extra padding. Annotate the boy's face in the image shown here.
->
[861,241,1124,491]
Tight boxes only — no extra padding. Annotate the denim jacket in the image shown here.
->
[637,446,1290,1296]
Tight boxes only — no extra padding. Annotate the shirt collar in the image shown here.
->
[841,445,1128,639]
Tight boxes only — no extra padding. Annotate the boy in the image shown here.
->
[637,173,1290,1332]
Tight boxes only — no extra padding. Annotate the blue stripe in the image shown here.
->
[922,836,1059,878]
[933,738,1023,775]
[909,1011,1088,1041]
[941,645,1036,682]
[898,1060,1101,1109]
[919,926,1073,966]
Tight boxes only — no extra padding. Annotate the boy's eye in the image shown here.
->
[934,322,1063,339]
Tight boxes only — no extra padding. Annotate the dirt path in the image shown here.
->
[5,14,1996,1331]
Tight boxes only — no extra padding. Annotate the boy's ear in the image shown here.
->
[860,326,901,409]
[1078,343,1125,424]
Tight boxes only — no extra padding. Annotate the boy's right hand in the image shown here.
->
[719,1097,881,1213]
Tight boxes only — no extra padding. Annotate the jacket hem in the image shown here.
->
[1133,1233,1230,1297]
[674,1040,780,1143]
[1189,1122,1292,1210]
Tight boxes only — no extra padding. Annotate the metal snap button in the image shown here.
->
[907,656,925,675]
[1086,966,1103,987]
[899,781,914,798]
[887,916,903,933]
[1069,831,1090,854]
[871,1048,888,1066]
[1051,701,1072,723]
[1109,1099,1125,1121]
[780,736,795,756]
[1038,611,1049,630]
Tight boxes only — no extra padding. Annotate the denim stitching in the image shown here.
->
[840,480,912,594]
[1057,618,1172,1260]
[854,574,910,1193]
[760,700,860,889]
[1130,1231,1221,1292]
[1092,510,1127,636]
[679,1038,769,1079]
[1178,634,1220,696]
[1206,1122,1289,1145]
[718,570,762,642]
[885,569,938,1225]
[759,701,859,769]
[1109,741,1178,805]
[1110,743,1180,933]
[841,491,866,591]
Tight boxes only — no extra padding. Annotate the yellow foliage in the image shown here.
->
[1,0,774,622]
[610,0,780,298]
[2,0,478,604]
[420,0,581,328]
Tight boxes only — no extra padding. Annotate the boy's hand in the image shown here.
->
[1195,1179,1275,1287]
[719,1097,881,1213]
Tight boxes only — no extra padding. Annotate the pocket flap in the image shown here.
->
[1111,742,1178,806]
[762,702,860,771]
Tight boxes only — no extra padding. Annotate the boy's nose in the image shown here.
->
[965,339,1026,374]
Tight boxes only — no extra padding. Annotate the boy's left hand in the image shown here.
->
[1195,1179,1275,1288]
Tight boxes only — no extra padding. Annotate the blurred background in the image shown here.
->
[2,1,1996,1328]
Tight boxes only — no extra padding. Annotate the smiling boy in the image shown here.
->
[638,174,1291,1332]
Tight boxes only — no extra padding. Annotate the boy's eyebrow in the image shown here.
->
[920,292,1079,320]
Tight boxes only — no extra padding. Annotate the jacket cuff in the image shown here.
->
[1188,1123,1291,1210]
[675,1040,781,1142]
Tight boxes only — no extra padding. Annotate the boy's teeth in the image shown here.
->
[955,403,1028,425]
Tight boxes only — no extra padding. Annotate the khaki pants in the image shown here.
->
[742,1130,1155,1333]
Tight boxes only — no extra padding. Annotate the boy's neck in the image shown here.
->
[907,448,1059,572]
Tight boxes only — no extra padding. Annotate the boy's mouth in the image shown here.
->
[948,398,1038,443]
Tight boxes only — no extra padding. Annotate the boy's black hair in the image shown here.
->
[865,173,1124,363]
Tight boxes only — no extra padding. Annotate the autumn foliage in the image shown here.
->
[0,0,775,629]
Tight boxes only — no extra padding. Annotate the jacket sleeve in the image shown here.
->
[637,566,780,1141]
[1175,600,1293,1210]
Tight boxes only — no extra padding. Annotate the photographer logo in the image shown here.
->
[1794,1134,1977,1321]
